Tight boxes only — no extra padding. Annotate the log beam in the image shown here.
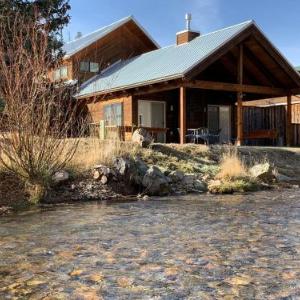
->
[286,94,292,146]
[185,80,286,96]
[179,86,186,144]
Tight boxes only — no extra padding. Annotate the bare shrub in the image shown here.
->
[216,147,247,180]
[0,12,81,203]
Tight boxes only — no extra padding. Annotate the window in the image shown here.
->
[80,61,100,73]
[90,62,99,73]
[80,61,90,72]
[104,103,123,126]
[53,66,68,81]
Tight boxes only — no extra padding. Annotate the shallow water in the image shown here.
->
[0,189,300,299]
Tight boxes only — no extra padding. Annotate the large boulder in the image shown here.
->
[113,157,130,176]
[142,166,170,196]
[132,128,153,148]
[249,163,275,183]
[130,158,149,185]
[169,170,185,183]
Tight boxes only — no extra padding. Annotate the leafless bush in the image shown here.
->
[0,11,82,203]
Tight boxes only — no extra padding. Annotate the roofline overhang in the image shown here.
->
[75,74,184,99]
[63,16,160,59]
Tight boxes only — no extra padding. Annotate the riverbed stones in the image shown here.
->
[132,128,153,148]
[142,166,170,196]
[250,163,275,183]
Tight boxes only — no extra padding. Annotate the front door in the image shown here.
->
[138,100,166,143]
[208,105,231,143]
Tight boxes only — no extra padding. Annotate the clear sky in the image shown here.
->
[64,0,300,66]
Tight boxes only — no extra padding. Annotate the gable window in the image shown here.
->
[104,103,123,126]
[90,62,99,73]
[80,61,100,73]
[54,66,68,81]
[80,61,90,72]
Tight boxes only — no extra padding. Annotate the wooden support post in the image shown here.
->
[236,44,244,146]
[286,94,292,146]
[179,86,186,144]
[236,92,243,146]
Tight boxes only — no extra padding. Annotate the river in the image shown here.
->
[0,189,299,299]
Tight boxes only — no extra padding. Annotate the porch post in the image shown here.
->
[179,86,186,144]
[236,93,243,146]
[286,94,292,146]
[236,44,244,146]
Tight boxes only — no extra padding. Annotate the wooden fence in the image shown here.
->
[243,105,300,146]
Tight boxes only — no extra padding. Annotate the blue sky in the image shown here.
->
[64,0,300,66]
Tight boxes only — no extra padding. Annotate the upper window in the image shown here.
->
[80,61,100,73]
[104,103,123,126]
[54,66,68,81]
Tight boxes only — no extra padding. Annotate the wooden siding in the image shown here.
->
[71,20,157,83]
[86,95,133,141]
[243,104,300,146]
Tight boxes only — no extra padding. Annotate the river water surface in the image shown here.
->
[0,189,300,299]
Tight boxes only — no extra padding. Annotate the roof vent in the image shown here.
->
[176,13,200,45]
[185,13,192,31]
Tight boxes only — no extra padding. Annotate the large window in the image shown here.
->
[54,66,68,81]
[104,103,123,126]
[80,61,99,73]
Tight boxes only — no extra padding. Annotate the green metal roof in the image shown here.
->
[63,16,159,57]
[296,66,300,72]
[76,20,254,98]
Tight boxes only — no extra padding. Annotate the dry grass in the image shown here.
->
[67,135,139,173]
[216,148,247,180]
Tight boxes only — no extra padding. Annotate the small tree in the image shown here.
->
[0,11,81,203]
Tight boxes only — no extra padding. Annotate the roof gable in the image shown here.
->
[63,16,159,58]
[77,20,253,98]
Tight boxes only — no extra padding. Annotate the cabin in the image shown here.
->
[49,16,158,84]
[75,15,300,146]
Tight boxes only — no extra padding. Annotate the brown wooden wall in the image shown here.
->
[86,95,133,140]
[243,104,300,146]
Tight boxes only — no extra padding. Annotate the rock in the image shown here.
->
[169,170,185,183]
[142,166,170,196]
[142,195,150,201]
[113,157,130,176]
[93,165,111,180]
[132,128,153,148]
[183,174,196,186]
[193,179,207,192]
[100,175,108,185]
[249,163,275,183]
[130,158,149,185]
[52,170,69,183]
[276,173,293,182]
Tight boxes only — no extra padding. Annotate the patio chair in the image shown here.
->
[195,127,209,145]
[208,129,221,144]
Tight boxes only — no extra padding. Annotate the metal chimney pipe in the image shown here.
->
[185,13,192,31]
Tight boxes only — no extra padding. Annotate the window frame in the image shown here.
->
[104,103,123,127]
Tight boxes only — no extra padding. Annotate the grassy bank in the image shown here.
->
[1,138,300,211]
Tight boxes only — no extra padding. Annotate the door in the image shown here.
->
[138,100,166,143]
[208,105,231,143]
